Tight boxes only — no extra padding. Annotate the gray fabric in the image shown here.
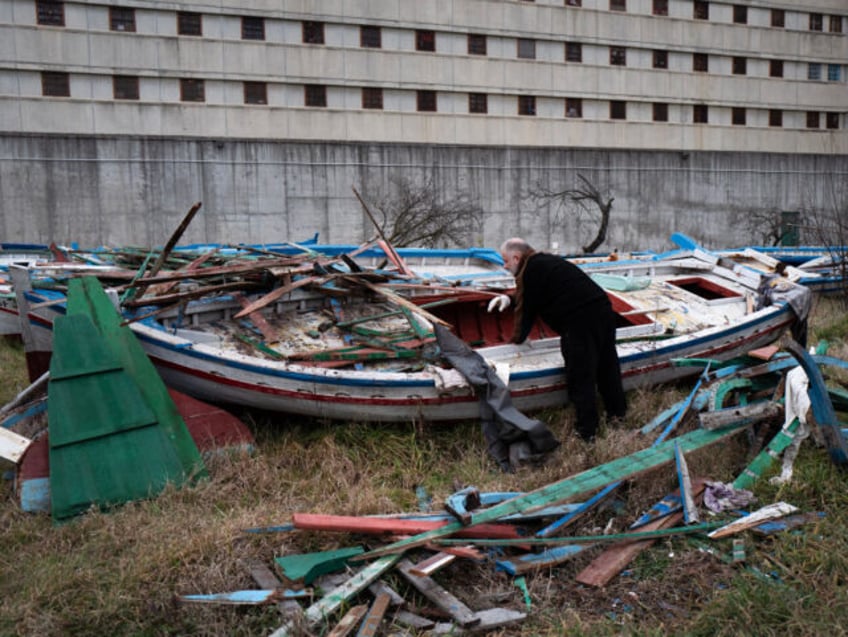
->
[434,324,560,469]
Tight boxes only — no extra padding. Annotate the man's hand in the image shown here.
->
[487,294,511,313]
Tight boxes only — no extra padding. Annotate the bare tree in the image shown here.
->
[532,173,614,254]
[803,178,848,300]
[365,176,483,247]
[742,208,796,246]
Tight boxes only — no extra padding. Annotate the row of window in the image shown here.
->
[35,0,845,37]
[36,71,842,130]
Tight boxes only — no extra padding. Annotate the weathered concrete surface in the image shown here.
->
[1,134,846,252]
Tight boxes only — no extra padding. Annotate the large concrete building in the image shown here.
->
[1,0,846,250]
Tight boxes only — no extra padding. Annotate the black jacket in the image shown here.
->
[513,252,610,343]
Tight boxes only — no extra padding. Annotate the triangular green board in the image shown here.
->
[275,546,365,585]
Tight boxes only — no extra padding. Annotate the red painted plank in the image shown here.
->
[292,513,522,540]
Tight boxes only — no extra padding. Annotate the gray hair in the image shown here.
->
[500,237,534,256]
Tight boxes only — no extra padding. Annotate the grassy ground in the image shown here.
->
[1,297,847,637]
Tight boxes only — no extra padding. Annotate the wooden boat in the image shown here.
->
[13,243,811,423]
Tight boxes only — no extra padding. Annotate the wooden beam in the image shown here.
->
[291,513,522,540]
[325,604,368,637]
[707,502,799,539]
[233,276,322,318]
[699,401,782,430]
[355,592,391,637]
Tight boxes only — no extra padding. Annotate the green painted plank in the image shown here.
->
[732,418,801,490]
[357,423,748,560]
[67,277,205,478]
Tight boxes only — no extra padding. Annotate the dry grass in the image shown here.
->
[1,298,847,636]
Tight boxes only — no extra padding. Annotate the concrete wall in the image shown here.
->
[1,134,846,252]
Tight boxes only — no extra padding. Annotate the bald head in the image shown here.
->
[499,237,535,275]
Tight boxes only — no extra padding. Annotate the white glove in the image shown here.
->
[487,294,511,313]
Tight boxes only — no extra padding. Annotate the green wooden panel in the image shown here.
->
[67,277,205,478]
[275,546,365,585]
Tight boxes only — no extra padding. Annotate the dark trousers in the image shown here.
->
[560,302,627,439]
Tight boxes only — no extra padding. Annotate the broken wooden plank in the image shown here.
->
[707,502,799,539]
[699,401,782,430]
[408,552,457,577]
[233,276,322,318]
[429,608,527,634]
[326,604,368,637]
[397,558,480,628]
[356,423,749,561]
[496,544,588,576]
[175,588,310,605]
[275,546,365,585]
[268,554,401,637]
[356,591,391,637]
[751,511,826,536]
[674,442,698,524]
[367,580,405,606]
[233,291,279,343]
[393,609,436,631]
[291,513,523,540]
[0,427,32,464]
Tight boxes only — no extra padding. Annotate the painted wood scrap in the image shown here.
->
[325,604,368,637]
[268,553,401,637]
[0,427,31,463]
[732,418,801,490]
[397,558,480,628]
[674,442,699,523]
[393,609,436,630]
[291,513,523,541]
[707,502,799,539]
[356,423,749,561]
[408,551,457,577]
[496,544,588,576]
[575,480,706,588]
[232,291,279,343]
[750,511,826,536]
[355,591,391,637]
[274,546,365,585]
[175,588,311,605]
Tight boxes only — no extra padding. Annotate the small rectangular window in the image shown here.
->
[809,13,823,31]
[113,75,139,100]
[517,38,536,59]
[304,84,327,107]
[829,15,843,33]
[109,6,135,32]
[731,107,746,125]
[242,17,265,41]
[244,81,267,104]
[808,63,821,80]
[303,21,324,44]
[652,0,668,16]
[653,50,667,69]
[693,52,708,72]
[416,30,435,52]
[36,0,64,26]
[610,100,626,119]
[610,46,626,66]
[417,90,436,112]
[177,12,202,36]
[653,102,667,122]
[362,87,383,109]
[693,104,708,123]
[826,112,839,129]
[518,95,536,116]
[565,42,582,63]
[566,0,581,5]
[771,9,785,28]
[733,5,747,24]
[468,33,486,55]
[769,109,782,127]
[732,57,746,75]
[565,98,582,118]
[827,64,841,81]
[610,0,626,11]
[806,112,820,129]
[41,71,69,96]
[694,1,709,20]
[360,25,381,48]
[469,93,488,114]
[770,60,784,78]
[180,78,204,102]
